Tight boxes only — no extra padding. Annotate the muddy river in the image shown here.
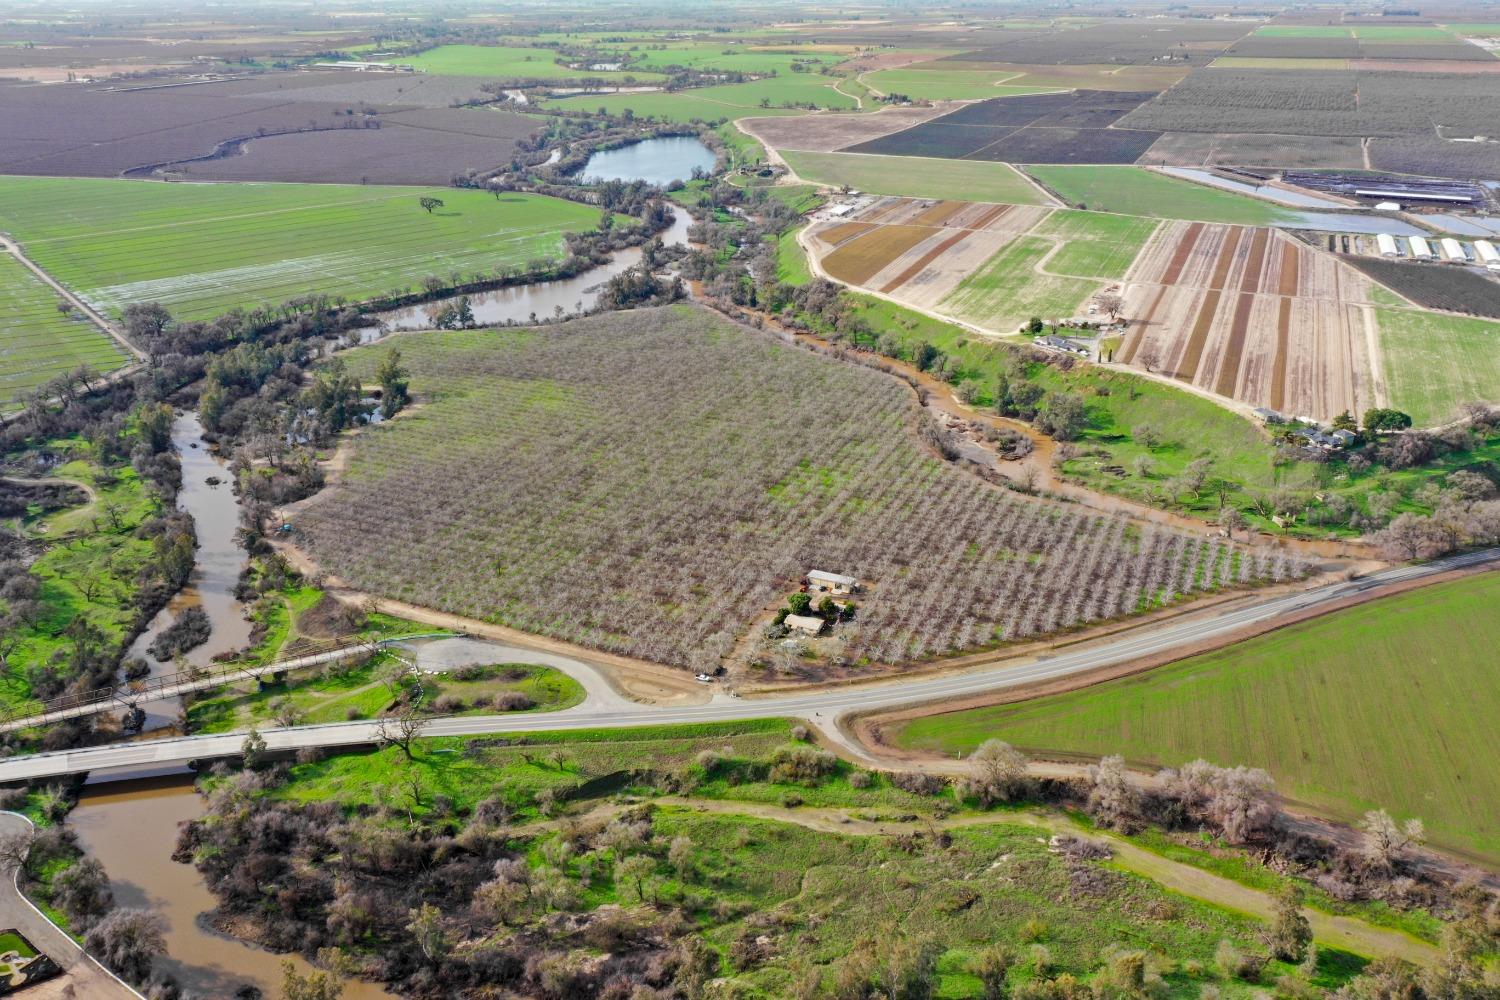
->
[72,777,394,999]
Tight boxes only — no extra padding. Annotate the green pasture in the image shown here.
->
[781,150,1046,204]
[942,236,1101,330]
[1376,308,1500,427]
[1032,209,1161,279]
[892,572,1500,866]
[0,252,128,407]
[401,44,666,82]
[591,41,844,74]
[546,73,856,122]
[1024,166,1294,225]
[0,177,601,321]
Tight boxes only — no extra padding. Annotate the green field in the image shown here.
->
[592,42,844,74]
[0,252,128,406]
[775,225,813,284]
[1025,166,1294,225]
[546,73,855,122]
[781,150,1047,204]
[863,67,1063,101]
[401,44,666,82]
[1032,209,1161,279]
[892,573,1500,865]
[942,236,1101,330]
[0,177,601,321]
[1376,308,1500,427]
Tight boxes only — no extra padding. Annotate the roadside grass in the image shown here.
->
[401,44,667,82]
[889,573,1500,865]
[1375,308,1500,427]
[1024,166,1294,225]
[0,177,602,321]
[942,236,1100,330]
[775,225,813,284]
[781,150,1047,204]
[0,252,128,409]
[1032,210,1161,280]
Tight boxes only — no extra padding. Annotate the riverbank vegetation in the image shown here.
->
[168,720,1492,999]
[890,571,1500,866]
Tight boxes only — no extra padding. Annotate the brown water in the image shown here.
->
[71,777,395,999]
[127,412,253,730]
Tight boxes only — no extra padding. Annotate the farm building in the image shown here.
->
[1376,233,1401,258]
[1252,407,1285,425]
[784,614,827,636]
[1353,188,1475,205]
[1477,241,1500,272]
[1409,236,1436,261]
[1440,238,1471,264]
[1375,202,1402,212]
[1039,335,1090,357]
[808,570,859,594]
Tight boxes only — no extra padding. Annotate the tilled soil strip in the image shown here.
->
[824,224,941,286]
[1159,221,1204,287]
[879,228,974,293]
[1175,228,1241,381]
[1119,284,1168,364]
[1212,228,1269,398]
[1270,241,1300,411]
[910,199,967,227]
[818,221,875,246]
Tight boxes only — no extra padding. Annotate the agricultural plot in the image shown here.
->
[545,74,856,123]
[844,90,1160,165]
[1025,166,1293,225]
[1375,308,1500,425]
[860,67,1062,101]
[1340,257,1500,320]
[935,20,1250,66]
[401,44,667,82]
[890,572,1500,865]
[1143,131,1368,170]
[295,306,1300,669]
[780,151,1047,204]
[896,61,1191,94]
[1367,136,1500,181]
[808,199,1153,332]
[0,177,600,321]
[739,104,957,153]
[0,252,129,407]
[1118,68,1500,138]
[1117,222,1385,420]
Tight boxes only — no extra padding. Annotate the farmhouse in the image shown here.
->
[1252,406,1285,425]
[808,569,858,594]
[1039,335,1090,357]
[784,614,827,636]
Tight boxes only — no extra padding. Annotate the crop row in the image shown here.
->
[296,306,1303,669]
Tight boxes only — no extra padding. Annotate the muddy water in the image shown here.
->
[127,413,251,730]
[71,777,394,1000]
[359,207,693,337]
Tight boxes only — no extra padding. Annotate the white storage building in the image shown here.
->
[1376,233,1400,258]
[1476,240,1500,271]
[1440,238,1470,263]
[1408,235,1436,260]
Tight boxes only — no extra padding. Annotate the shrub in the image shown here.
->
[890,771,946,796]
[493,691,534,711]
[431,694,466,714]
[768,746,836,785]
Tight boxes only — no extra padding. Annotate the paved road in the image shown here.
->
[0,548,1491,784]
[0,813,143,999]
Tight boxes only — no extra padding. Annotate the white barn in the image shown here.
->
[1440,238,1470,263]
[807,570,858,595]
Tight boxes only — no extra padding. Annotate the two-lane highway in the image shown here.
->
[0,548,1492,783]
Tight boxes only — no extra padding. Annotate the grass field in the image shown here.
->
[942,236,1101,329]
[1025,166,1294,225]
[775,225,813,284]
[401,44,667,82]
[0,177,601,321]
[862,68,1063,101]
[0,252,128,407]
[1033,209,1161,279]
[892,572,1500,865]
[592,42,843,74]
[782,150,1047,204]
[1376,307,1500,427]
[546,74,855,122]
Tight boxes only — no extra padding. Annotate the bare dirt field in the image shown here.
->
[740,103,960,153]
[1118,221,1387,420]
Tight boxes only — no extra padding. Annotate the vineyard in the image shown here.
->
[1118,221,1385,420]
[0,252,128,407]
[293,306,1302,669]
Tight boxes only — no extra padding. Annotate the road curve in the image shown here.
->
[0,548,1493,784]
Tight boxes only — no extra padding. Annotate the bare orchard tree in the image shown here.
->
[1097,291,1124,323]
[376,706,429,761]
[1138,347,1161,373]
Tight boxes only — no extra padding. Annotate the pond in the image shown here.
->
[71,776,394,999]
[579,135,716,186]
